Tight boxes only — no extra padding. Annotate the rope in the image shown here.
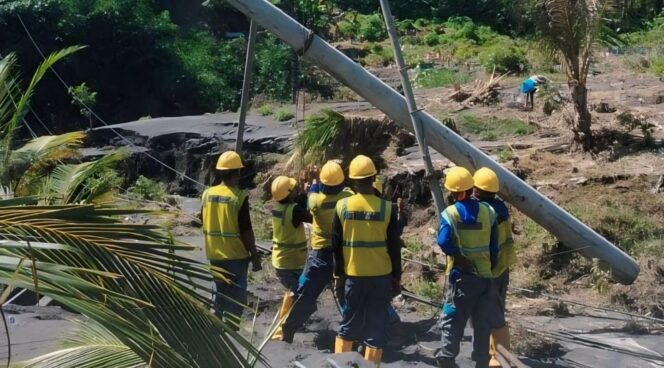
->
[16,14,206,189]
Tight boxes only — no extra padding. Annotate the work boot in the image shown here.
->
[489,325,511,367]
[334,336,353,353]
[271,292,295,340]
[436,357,459,368]
[364,346,382,366]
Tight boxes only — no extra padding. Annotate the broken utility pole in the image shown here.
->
[379,0,446,216]
[225,0,640,285]
[235,20,258,154]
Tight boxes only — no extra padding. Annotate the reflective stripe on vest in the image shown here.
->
[336,194,393,277]
[493,217,516,277]
[443,202,495,278]
[271,202,307,270]
[309,190,352,250]
[201,185,249,261]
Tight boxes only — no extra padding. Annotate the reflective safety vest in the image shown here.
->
[336,194,393,277]
[493,215,516,277]
[202,185,249,261]
[271,202,307,270]
[308,190,353,250]
[443,202,496,278]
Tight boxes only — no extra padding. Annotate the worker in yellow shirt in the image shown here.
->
[201,151,262,330]
[280,161,352,342]
[435,167,499,368]
[332,155,402,365]
[270,175,312,340]
[473,167,514,367]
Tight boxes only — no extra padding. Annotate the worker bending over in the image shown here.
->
[332,155,402,365]
[280,161,352,342]
[270,175,312,340]
[201,151,262,330]
[520,75,547,110]
[473,168,514,367]
[435,167,500,368]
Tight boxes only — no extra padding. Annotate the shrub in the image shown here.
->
[257,105,273,116]
[478,40,529,73]
[413,67,472,88]
[423,32,441,46]
[128,175,167,202]
[458,114,536,140]
[275,109,295,122]
[337,20,358,39]
[358,13,387,42]
[650,56,664,74]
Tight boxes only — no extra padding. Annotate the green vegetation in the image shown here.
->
[128,175,168,202]
[413,67,472,88]
[650,56,664,74]
[412,279,444,305]
[478,38,529,73]
[275,109,295,122]
[0,45,261,367]
[567,202,664,257]
[257,105,274,116]
[403,235,425,253]
[456,114,535,141]
[294,109,345,165]
[497,148,514,163]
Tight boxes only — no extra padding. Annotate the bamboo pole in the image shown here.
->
[378,0,446,216]
[224,0,640,285]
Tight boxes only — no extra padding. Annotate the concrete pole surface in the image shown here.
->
[379,0,446,216]
[235,20,258,154]
[225,0,640,284]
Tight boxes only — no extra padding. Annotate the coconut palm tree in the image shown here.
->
[0,48,264,367]
[535,0,620,151]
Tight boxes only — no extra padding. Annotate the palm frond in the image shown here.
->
[16,320,143,368]
[42,149,126,204]
[1,46,85,165]
[8,132,85,194]
[0,205,264,367]
[0,54,19,146]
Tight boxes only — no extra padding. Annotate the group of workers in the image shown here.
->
[201,150,516,368]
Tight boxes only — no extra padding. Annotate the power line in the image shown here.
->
[15,13,206,189]
[26,103,53,135]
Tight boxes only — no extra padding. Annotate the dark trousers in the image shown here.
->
[283,249,334,335]
[436,271,499,365]
[275,268,302,292]
[211,259,249,327]
[338,275,392,349]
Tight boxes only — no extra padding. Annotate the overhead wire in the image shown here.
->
[26,103,52,135]
[16,13,206,189]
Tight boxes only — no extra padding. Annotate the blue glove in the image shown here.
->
[448,266,462,285]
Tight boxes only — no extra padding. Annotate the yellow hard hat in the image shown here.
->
[320,161,344,186]
[444,167,474,192]
[216,151,244,171]
[348,155,377,179]
[271,176,297,201]
[473,167,499,193]
[373,179,383,194]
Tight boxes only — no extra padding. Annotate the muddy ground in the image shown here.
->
[5,53,664,366]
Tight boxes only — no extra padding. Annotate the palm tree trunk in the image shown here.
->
[571,83,593,151]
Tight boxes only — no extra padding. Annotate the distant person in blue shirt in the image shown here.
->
[520,75,547,111]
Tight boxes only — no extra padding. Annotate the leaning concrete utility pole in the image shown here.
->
[225,0,640,285]
[379,0,446,216]
[235,20,258,154]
